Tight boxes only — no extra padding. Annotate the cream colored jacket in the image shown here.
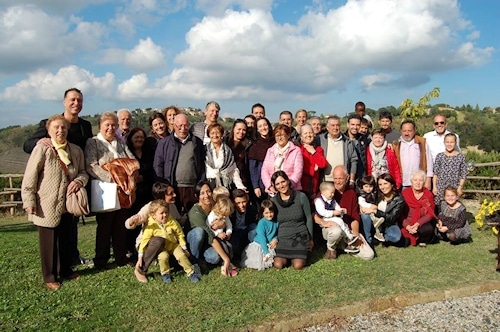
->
[22,143,88,228]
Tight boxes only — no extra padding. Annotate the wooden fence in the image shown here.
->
[0,174,23,216]
[463,161,500,195]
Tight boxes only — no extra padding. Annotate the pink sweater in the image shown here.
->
[261,142,304,194]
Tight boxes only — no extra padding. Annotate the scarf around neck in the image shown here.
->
[97,132,120,158]
[275,189,296,208]
[274,142,290,172]
[51,139,70,165]
[369,140,388,178]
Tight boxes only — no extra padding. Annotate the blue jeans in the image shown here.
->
[186,227,221,264]
[384,225,402,243]
[360,213,373,244]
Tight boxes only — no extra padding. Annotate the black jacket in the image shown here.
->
[375,194,407,229]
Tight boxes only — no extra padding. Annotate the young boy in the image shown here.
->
[315,182,359,254]
[135,200,200,283]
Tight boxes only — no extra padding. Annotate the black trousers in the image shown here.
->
[94,209,129,268]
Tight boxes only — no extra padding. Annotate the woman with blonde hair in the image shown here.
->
[22,114,88,290]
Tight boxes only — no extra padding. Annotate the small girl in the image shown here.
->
[135,200,200,284]
[356,176,385,243]
[315,182,359,253]
[437,186,471,244]
[206,196,238,276]
[240,200,278,270]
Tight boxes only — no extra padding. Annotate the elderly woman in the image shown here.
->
[299,124,327,200]
[270,171,313,270]
[187,182,237,276]
[85,111,137,269]
[225,119,252,188]
[401,170,438,247]
[144,112,167,155]
[363,173,407,245]
[248,117,275,200]
[162,105,180,134]
[261,124,303,195]
[22,114,88,290]
[366,129,402,189]
[205,123,246,191]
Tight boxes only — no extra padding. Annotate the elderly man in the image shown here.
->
[319,115,358,185]
[190,101,220,145]
[393,120,433,189]
[309,116,324,136]
[345,114,370,179]
[154,113,206,213]
[116,109,132,143]
[23,87,93,267]
[314,166,374,260]
[251,103,266,119]
[423,114,461,163]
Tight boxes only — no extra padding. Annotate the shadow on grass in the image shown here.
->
[0,222,37,233]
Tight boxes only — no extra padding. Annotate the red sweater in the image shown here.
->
[334,188,360,227]
[300,145,328,197]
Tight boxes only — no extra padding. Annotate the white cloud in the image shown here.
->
[195,0,272,16]
[0,65,115,102]
[0,5,106,74]
[101,37,166,71]
[360,73,395,91]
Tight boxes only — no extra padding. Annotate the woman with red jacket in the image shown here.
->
[366,129,402,189]
[299,124,327,200]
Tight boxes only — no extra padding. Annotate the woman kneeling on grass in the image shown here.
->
[270,171,313,270]
[187,182,237,277]
[436,186,472,244]
[135,200,200,283]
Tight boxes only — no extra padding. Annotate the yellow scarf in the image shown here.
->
[51,139,71,165]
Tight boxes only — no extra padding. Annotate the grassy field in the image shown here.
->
[1,211,499,331]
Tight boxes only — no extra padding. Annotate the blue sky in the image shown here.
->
[0,0,498,128]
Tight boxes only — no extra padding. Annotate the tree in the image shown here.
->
[399,87,440,120]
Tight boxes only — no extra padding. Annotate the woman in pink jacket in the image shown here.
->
[261,124,303,195]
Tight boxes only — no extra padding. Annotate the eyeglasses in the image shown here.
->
[434,121,445,125]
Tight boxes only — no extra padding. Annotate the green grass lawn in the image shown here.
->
[1,213,499,331]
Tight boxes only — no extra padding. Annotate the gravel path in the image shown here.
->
[302,290,500,332]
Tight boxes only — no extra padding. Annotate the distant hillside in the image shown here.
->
[0,148,29,174]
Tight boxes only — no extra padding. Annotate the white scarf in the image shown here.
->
[274,142,290,172]
[97,132,119,158]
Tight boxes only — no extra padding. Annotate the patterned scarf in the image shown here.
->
[273,142,290,172]
[369,141,388,179]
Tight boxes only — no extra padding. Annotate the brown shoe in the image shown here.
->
[66,273,81,280]
[325,249,337,260]
[134,268,148,283]
[45,282,61,290]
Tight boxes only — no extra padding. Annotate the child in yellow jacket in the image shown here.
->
[134,200,200,283]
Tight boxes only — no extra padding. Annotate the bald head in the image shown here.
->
[174,113,190,139]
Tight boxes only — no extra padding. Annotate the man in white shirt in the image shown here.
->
[423,114,461,163]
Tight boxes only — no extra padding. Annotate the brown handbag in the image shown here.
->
[53,147,90,216]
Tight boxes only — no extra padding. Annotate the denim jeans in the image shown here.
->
[186,227,221,264]
[384,225,402,243]
[360,213,373,244]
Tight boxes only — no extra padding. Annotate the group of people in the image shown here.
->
[21,88,471,290]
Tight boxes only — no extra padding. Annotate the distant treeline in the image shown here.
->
[0,103,498,154]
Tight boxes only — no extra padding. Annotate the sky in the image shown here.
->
[0,0,498,128]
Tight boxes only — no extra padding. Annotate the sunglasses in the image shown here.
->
[434,121,445,125]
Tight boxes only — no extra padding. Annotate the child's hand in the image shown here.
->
[268,239,278,249]
[217,232,227,240]
[136,257,143,269]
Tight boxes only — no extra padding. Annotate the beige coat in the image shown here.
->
[22,143,88,228]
